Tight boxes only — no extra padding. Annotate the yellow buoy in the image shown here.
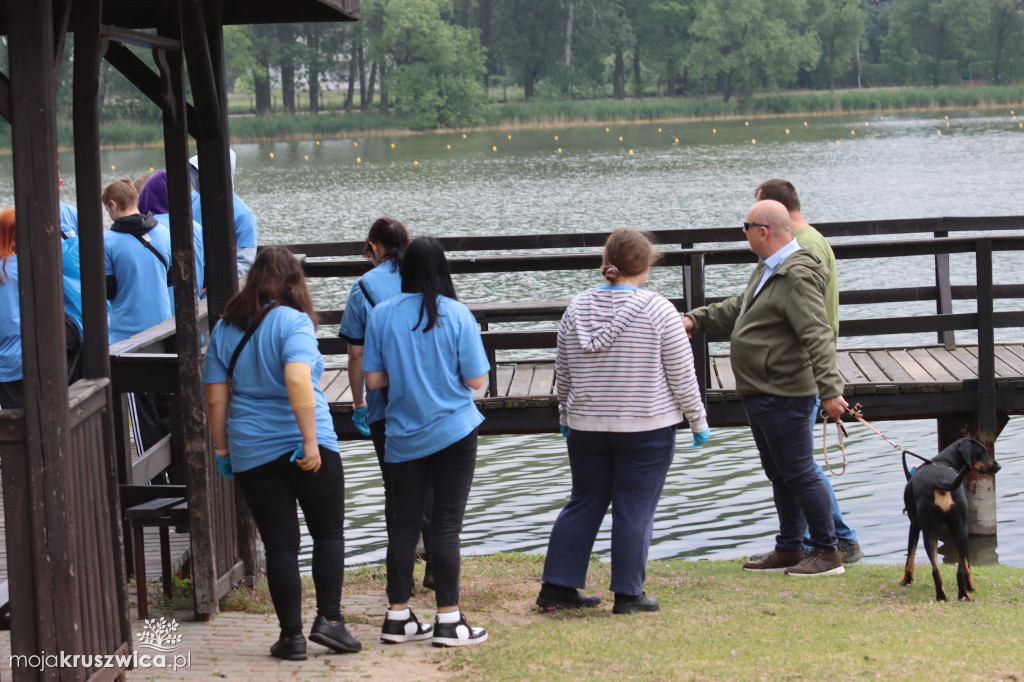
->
[446,144,451,150]
[391,143,396,149]
[628,149,634,155]
[946,122,950,127]
[804,121,808,126]
[356,157,362,163]
[945,115,949,120]
[745,121,749,126]
[850,130,855,135]
[712,129,717,134]
[507,134,512,140]
[751,139,756,144]
[110,165,116,170]
[149,167,155,172]
[492,146,497,152]
[937,131,942,136]
[414,160,419,165]
[865,122,869,127]
[462,134,467,139]
[316,141,320,146]
[554,135,559,141]
[657,128,662,133]
[785,129,790,135]
[1012,110,1016,115]
[269,152,274,159]
[835,140,840,145]
[618,136,624,142]
[1020,122,1023,128]
[557,148,563,154]
[353,141,358,147]
[304,155,309,161]
[674,138,679,143]
[606,127,610,132]
[880,116,884,120]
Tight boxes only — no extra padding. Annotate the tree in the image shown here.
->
[985,0,1024,82]
[639,1,699,96]
[808,0,866,89]
[250,25,275,115]
[686,0,820,102]
[884,0,987,86]
[377,0,488,128]
[492,0,565,101]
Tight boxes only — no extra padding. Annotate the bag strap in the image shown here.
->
[227,303,280,384]
[358,278,377,308]
[131,232,173,287]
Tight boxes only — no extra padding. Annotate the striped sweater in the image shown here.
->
[556,286,708,434]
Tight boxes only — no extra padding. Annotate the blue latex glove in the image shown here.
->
[691,428,711,448]
[560,425,569,437]
[216,455,233,478]
[289,446,305,462]
[352,404,371,437]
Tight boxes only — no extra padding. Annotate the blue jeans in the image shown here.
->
[807,395,859,548]
[541,426,676,596]
[743,394,837,553]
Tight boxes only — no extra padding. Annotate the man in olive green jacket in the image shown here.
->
[683,199,849,577]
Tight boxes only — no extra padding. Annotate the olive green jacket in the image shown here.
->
[685,248,844,399]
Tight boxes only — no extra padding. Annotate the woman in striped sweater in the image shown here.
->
[536,229,711,615]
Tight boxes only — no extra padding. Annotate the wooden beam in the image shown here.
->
[103,41,199,136]
[179,0,222,135]
[7,0,83,667]
[100,24,181,50]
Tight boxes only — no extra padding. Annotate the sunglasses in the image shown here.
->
[743,221,769,233]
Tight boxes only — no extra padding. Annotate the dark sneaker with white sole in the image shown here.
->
[380,609,433,644]
[838,540,865,564]
[784,547,845,577]
[431,615,488,647]
[536,582,601,610]
[742,549,804,572]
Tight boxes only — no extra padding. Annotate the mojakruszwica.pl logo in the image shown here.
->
[7,616,192,672]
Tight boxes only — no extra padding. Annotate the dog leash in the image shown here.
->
[819,411,848,475]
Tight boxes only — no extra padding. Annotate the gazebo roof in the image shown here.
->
[0,0,358,34]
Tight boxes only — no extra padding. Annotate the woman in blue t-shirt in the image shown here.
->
[364,236,491,648]
[202,246,360,661]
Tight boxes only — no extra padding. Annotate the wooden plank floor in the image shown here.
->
[320,342,1024,404]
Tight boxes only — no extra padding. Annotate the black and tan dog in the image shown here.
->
[899,437,1001,601]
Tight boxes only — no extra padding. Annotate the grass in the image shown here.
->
[338,552,1024,680]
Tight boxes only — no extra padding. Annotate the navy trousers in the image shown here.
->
[742,394,837,552]
[541,426,675,596]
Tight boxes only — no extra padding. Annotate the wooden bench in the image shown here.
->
[122,487,189,619]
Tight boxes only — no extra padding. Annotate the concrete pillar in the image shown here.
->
[937,413,1008,536]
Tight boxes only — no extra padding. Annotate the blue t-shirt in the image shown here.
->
[363,294,489,462]
[201,305,338,472]
[59,202,78,239]
[338,261,402,425]
[0,255,22,382]
[152,213,206,309]
[191,190,258,248]
[104,223,173,343]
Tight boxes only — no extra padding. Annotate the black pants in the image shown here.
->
[370,418,433,561]
[0,380,23,410]
[386,430,477,608]
[235,445,346,638]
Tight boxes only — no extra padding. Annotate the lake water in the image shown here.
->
[4,108,1024,568]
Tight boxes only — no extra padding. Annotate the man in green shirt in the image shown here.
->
[754,179,863,563]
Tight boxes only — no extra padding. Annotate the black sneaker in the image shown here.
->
[612,592,660,614]
[431,614,488,647]
[309,615,362,653]
[270,634,307,661]
[536,582,601,610]
[838,540,865,564]
[380,609,433,644]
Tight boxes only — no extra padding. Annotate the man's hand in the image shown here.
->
[682,315,694,339]
[821,395,849,419]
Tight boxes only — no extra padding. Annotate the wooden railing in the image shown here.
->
[0,379,133,679]
[271,216,1024,437]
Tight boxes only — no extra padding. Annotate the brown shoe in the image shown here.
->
[784,547,845,577]
[742,549,804,572]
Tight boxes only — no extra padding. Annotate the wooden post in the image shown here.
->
[934,228,955,349]
[7,0,85,675]
[688,253,708,404]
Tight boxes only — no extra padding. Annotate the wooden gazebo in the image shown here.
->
[0,1,357,679]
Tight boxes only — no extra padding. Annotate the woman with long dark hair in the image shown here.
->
[363,236,491,647]
[203,246,360,660]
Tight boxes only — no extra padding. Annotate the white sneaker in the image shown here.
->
[431,614,488,647]
[380,609,433,644]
